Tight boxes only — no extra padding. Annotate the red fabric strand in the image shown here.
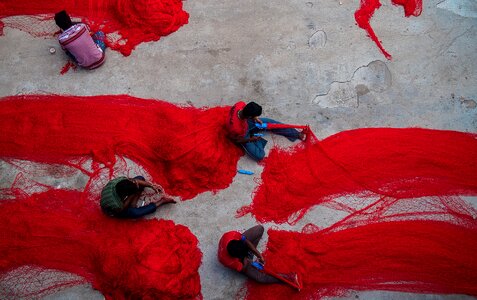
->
[354,0,422,59]
[0,189,202,299]
[0,94,243,200]
[238,128,477,224]
[245,218,477,299]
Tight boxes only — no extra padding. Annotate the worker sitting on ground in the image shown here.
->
[226,101,305,161]
[54,10,106,69]
[218,225,299,285]
[100,176,176,218]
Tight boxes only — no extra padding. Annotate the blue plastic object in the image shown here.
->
[237,169,254,175]
[251,261,264,270]
[255,122,268,129]
[253,133,264,137]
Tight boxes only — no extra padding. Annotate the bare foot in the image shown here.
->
[161,196,177,204]
[299,131,306,141]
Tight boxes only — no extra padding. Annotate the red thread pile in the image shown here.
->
[238,128,477,224]
[0,187,202,299]
[245,214,477,299]
[0,95,242,200]
[0,0,189,56]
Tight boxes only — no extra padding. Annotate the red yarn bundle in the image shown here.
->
[239,128,477,224]
[0,188,202,299]
[0,94,242,200]
[246,218,477,299]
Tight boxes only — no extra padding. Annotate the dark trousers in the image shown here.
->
[105,176,157,219]
[242,118,301,161]
[241,225,281,283]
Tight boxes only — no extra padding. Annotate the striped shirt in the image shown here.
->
[58,23,105,69]
[100,177,127,211]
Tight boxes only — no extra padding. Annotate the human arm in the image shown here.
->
[118,194,136,212]
[131,178,164,193]
[244,238,265,263]
[231,135,262,144]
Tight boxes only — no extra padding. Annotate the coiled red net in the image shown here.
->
[239,128,477,224]
[0,94,243,298]
[0,94,242,200]
[0,186,202,299]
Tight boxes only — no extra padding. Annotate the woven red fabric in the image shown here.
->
[0,0,189,56]
[0,188,202,299]
[0,94,242,200]
[239,128,477,224]
[245,216,477,299]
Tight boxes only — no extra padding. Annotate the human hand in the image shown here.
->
[151,184,164,194]
[258,255,265,264]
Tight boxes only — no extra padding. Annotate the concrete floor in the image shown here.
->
[0,0,476,299]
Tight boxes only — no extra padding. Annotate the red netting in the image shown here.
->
[245,214,477,299]
[0,186,202,299]
[0,94,244,298]
[355,0,422,59]
[0,0,189,56]
[238,128,477,224]
[0,94,243,200]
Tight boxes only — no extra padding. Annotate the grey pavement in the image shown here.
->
[0,0,476,299]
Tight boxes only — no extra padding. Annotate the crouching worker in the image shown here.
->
[54,10,106,69]
[226,101,305,161]
[218,225,300,286]
[100,176,176,218]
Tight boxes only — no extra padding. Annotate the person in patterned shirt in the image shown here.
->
[100,176,176,218]
[226,101,305,161]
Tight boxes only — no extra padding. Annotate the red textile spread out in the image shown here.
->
[238,128,477,224]
[245,215,477,299]
[0,188,202,299]
[0,0,189,56]
[266,123,308,130]
[0,94,243,200]
[354,0,422,59]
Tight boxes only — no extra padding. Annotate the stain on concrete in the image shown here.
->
[252,80,264,96]
[308,30,327,48]
[238,77,247,86]
[355,84,370,96]
[207,47,231,57]
[312,60,392,108]
[437,0,477,18]
[460,97,477,109]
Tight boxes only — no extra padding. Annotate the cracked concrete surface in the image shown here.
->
[312,60,392,108]
[0,0,476,299]
[437,0,477,18]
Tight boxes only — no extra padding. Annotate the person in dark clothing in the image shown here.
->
[100,176,175,218]
[218,225,299,284]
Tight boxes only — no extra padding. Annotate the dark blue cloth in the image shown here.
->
[118,203,157,219]
[92,31,106,52]
[242,118,301,161]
